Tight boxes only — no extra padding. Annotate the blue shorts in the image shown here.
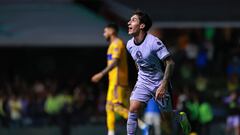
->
[130,83,173,112]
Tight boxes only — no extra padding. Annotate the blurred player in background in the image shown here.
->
[91,24,148,135]
[224,91,240,135]
[126,10,191,135]
[144,98,161,135]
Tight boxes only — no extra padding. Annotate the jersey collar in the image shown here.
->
[134,33,147,46]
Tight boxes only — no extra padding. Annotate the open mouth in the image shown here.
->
[128,26,133,31]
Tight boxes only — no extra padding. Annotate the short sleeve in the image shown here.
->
[152,39,170,61]
[111,42,123,59]
[126,40,131,53]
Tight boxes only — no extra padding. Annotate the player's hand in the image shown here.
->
[91,72,103,83]
[155,80,168,100]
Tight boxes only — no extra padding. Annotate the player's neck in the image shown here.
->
[134,31,147,45]
[110,35,118,43]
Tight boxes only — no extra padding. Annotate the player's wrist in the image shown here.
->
[161,79,168,85]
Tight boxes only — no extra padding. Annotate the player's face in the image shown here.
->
[128,15,141,36]
[103,27,114,42]
[103,27,111,41]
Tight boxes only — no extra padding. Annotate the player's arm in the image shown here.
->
[92,42,122,83]
[155,56,175,99]
[162,57,175,84]
[135,62,139,71]
[101,58,119,75]
[91,58,119,83]
[153,39,175,99]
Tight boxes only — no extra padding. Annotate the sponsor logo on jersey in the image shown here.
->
[157,41,162,45]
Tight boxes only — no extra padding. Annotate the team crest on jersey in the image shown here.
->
[136,51,143,59]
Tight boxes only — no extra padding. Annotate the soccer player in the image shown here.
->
[126,10,191,135]
[91,24,148,135]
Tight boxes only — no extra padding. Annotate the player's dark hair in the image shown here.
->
[106,23,119,34]
[133,9,152,32]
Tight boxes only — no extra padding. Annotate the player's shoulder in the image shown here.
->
[126,37,134,50]
[147,34,166,53]
[111,38,123,47]
[147,33,163,45]
[116,38,124,44]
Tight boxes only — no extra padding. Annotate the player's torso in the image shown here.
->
[127,34,164,87]
[107,39,128,86]
[131,43,159,72]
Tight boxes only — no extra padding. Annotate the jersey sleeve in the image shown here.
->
[152,39,170,61]
[126,41,131,53]
[111,42,123,59]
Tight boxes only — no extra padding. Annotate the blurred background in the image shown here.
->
[0,0,240,135]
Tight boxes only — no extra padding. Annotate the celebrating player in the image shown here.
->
[126,10,191,135]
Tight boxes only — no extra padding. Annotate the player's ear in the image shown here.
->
[140,23,145,30]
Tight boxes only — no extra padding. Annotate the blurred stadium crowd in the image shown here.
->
[154,27,240,134]
[0,27,239,135]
